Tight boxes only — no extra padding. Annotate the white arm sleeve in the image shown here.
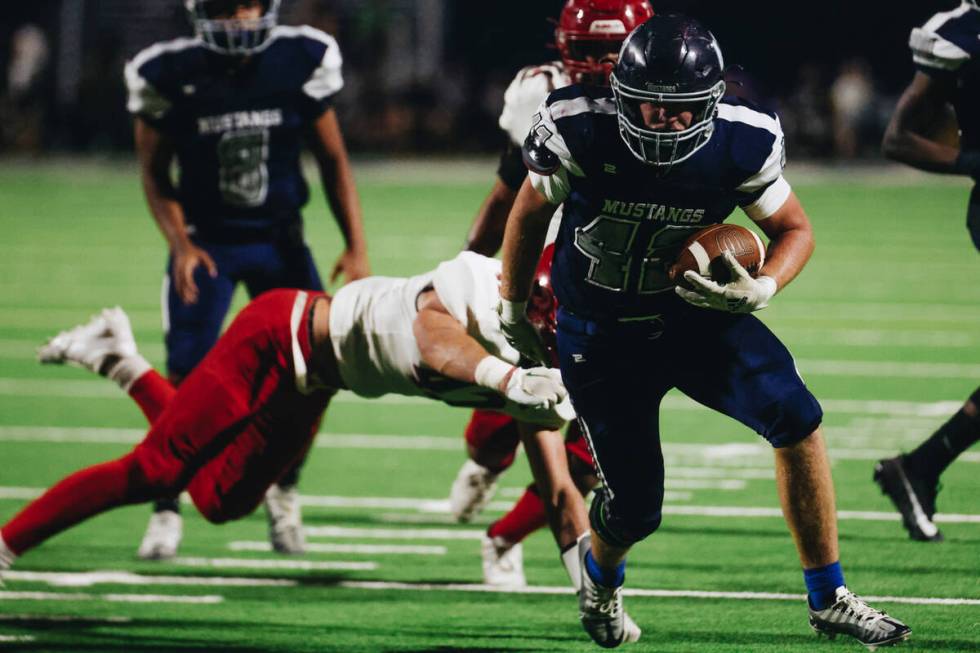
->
[302,30,344,100]
[742,176,792,221]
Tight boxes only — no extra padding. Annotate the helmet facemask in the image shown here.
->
[611,72,725,168]
[185,0,280,56]
[561,36,625,85]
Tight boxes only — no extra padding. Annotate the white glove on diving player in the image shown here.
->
[498,298,550,366]
[474,357,575,427]
[675,251,778,314]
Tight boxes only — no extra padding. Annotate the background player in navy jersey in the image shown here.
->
[875,0,980,543]
[448,0,654,589]
[498,13,910,649]
[125,0,369,559]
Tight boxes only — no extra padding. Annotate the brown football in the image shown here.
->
[669,223,766,287]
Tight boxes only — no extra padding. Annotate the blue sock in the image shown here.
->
[804,561,845,610]
[585,550,625,588]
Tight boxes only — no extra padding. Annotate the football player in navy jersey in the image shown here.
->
[124,0,369,559]
[498,13,910,649]
[449,0,653,591]
[875,0,980,543]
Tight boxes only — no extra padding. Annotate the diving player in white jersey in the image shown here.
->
[5,251,643,642]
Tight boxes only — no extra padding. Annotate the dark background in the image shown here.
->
[0,0,964,155]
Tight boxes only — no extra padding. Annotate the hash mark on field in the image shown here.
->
[228,541,447,555]
[337,580,980,606]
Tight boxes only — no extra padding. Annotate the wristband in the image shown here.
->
[954,150,980,178]
[474,356,515,391]
[498,298,527,323]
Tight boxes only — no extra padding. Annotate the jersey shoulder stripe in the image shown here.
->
[911,3,978,71]
[267,26,344,100]
[715,99,785,193]
[124,37,203,117]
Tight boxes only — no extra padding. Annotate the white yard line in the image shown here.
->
[172,557,377,571]
[2,487,978,524]
[0,635,36,642]
[0,591,222,604]
[0,614,131,623]
[3,570,296,588]
[304,526,485,540]
[2,423,977,465]
[337,580,980,607]
[228,541,446,555]
[1,377,977,410]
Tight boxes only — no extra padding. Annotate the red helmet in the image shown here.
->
[556,0,655,85]
[527,244,559,367]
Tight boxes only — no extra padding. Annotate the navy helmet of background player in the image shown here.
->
[498,12,911,650]
[124,0,369,559]
[464,0,653,255]
[875,0,980,543]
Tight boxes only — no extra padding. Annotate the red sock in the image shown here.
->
[129,371,176,424]
[1,453,148,555]
[488,483,548,544]
[464,410,520,472]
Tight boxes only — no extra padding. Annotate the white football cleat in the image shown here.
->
[137,510,182,560]
[578,537,627,648]
[448,460,500,523]
[809,586,911,650]
[38,307,138,374]
[265,484,306,555]
[481,535,526,587]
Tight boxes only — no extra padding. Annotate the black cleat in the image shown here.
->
[873,455,943,542]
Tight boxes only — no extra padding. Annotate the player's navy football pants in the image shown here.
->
[556,300,823,546]
[164,231,323,377]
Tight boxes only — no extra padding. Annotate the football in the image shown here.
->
[669,223,766,287]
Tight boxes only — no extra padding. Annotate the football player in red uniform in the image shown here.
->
[449,0,654,588]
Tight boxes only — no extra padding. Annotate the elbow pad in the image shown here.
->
[522,129,560,176]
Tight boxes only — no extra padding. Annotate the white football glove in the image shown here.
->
[498,299,550,366]
[474,356,573,427]
[675,251,777,314]
[503,366,576,427]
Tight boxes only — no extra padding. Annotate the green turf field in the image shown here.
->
[0,161,977,652]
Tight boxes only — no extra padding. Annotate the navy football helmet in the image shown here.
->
[185,0,280,55]
[610,13,726,167]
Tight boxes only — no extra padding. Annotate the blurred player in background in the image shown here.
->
[449,0,654,587]
[498,13,910,649]
[876,0,980,542]
[125,0,369,558]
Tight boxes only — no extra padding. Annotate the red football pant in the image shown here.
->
[464,411,595,544]
[1,290,330,555]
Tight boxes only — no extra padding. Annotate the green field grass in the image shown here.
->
[0,161,978,652]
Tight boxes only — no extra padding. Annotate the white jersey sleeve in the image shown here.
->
[526,98,588,205]
[498,62,571,146]
[296,27,344,100]
[431,252,521,366]
[124,37,201,120]
[910,3,975,73]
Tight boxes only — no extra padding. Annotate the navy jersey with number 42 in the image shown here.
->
[125,26,342,235]
[526,85,791,321]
